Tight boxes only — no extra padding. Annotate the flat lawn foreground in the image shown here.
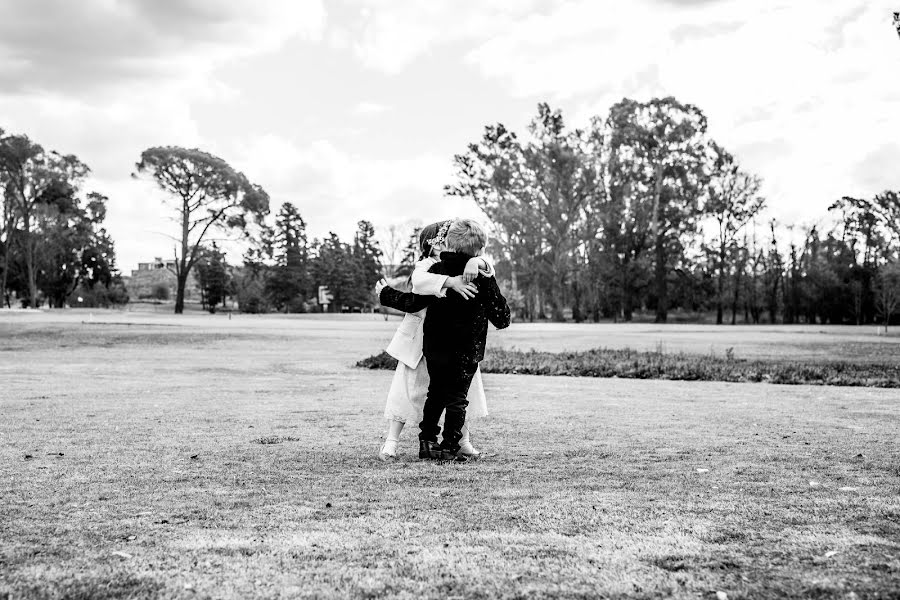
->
[1,311,899,599]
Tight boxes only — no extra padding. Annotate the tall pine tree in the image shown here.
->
[266,202,310,311]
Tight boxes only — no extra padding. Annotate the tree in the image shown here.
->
[0,133,89,307]
[448,104,603,321]
[194,243,228,313]
[351,219,383,306]
[378,223,408,279]
[265,202,310,311]
[830,197,886,269]
[152,283,170,301]
[869,191,900,254]
[35,189,117,308]
[134,147,269,313]
[607,97,710,323]
[520,105,603,321]
[835,193,900,258]
[394,226,421,280]
[0,126,10,306]
[875,261,900,332]
[232,256,270,314]
[304,225,383,312]
[703,143,765,324]
[310,233,356,311]
[829,197,886,324]
[595,115,654,321]
[447,122,545,319]
[729,239,750,324]
[764,220,784,324]
[743,223,767,324]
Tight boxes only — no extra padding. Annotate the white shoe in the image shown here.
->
[458,424,480,459]
[458,440,480,459]
[379,439,399,461]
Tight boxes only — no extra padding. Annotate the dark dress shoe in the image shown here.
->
[419,440,441,459]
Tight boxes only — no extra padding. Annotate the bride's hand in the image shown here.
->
[375,278,387,296]
[446,276,477,300]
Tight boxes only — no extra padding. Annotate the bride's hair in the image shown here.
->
[417,221,445,261]
[403,220,446,291]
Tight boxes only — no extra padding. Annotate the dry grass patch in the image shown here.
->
[1,314,899,599]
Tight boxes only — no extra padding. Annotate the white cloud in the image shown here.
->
[227,134,487,247]
[353,101,389,115]
[342,0,548,73]
[853,143,900,193]
[0,0,326,94]
[466,1,700,99]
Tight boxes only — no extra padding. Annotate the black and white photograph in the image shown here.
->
[2,1,899,598]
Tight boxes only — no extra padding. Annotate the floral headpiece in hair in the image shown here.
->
[426,219,453,248]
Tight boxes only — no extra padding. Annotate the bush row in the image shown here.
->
[355,348,900,388]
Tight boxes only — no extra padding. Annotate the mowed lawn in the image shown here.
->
[1,311,899,599]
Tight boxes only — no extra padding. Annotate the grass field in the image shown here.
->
[2,310,899,599]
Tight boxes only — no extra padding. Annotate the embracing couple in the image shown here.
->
[375,218,511,463]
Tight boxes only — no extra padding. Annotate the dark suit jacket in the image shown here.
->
[379,285,432,314]
[379,251,510,365]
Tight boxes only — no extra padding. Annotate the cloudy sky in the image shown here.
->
[1,0,897,271]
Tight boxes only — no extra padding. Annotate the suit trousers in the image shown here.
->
[419,353,478,452]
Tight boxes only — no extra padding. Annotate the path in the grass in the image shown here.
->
[1,313,899,598]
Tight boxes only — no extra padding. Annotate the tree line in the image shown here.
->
[132,146,387,314]
[0,129,386,314]
[131,147,384,314]
[164,218,384,316]
[3,103,899,326]
[231,206,383,314]
[446,98,900,327]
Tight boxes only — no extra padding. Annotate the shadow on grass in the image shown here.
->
[356,348,900,388]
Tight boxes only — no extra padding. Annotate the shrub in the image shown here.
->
[152,284,170,301]
[67,282,130,308]
[356,351,399,370]
[284,297,308,314]
[234,278,270,314]
[356,347,900,388]
[239,294,267,314]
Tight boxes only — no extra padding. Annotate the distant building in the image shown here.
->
[136,257,175,272]
[123,257,200,301]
